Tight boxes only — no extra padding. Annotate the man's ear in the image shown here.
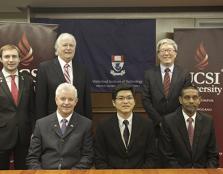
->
[112,100,116,107]
[179,96,182,105]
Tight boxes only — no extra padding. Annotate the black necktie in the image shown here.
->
[123,120,129,147]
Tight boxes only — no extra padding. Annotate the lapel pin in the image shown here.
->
[54,124,57,127]
[70,124,74,127]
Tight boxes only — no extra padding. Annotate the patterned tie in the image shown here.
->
[64,64,71,83]
[123,120,129,148]
[187,117,194,147]
[10,75,19,105]
[61,119,68,135]
[163,68,171,97]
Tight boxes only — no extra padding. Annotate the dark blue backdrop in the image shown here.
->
[31,19,156,92]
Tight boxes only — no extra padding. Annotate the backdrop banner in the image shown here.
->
[31,19,156,92]
[174,28,223,167]
[0,22,58,81]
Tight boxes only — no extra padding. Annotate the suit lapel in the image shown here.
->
[155,66,164,95]
[168,66,179,98]
[17,73,25,106]
[63,113,78,137]
[176,109,192,153]
[192,113,203,157]
[128,114,139,151]
[0,72,16,106]
[53,58,66,82]
[51,114,62,137]
[112,116,127,152]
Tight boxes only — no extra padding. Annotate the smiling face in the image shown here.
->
[112,90,135,119]
[0,49,20,74]
[56,35,76,63]
[179,88,201,117]
[55,88,78,118]
[158,43,177,67]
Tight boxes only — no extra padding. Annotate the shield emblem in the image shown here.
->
[112,55,124,72]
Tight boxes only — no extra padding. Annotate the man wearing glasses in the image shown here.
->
[94,83,157,169]
[142,38,191,138]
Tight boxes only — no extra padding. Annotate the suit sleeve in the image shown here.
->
[142,71,162,125]
[158,118,181,168]
[142,119,159,168]
[35,64,48,120]
[206,118,219,168]
[94,123,112,169]
[72,121,94,169]
[26,121,42,169]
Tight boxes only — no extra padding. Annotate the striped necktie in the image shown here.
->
[64,64,71,83]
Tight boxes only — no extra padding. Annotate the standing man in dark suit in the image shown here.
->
[26,83,93,169]
[35,33,92,120]
[142,38,191,135]
[159,85,219,168]
[95,83,157,169]
[0,44,35,169]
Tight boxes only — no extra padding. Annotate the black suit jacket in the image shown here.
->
[35,58,92,119]
[142,65,191,126]
[94,114,158,169]
[26,112,93,169]
[0,71,34,150]
[159,108,219,168]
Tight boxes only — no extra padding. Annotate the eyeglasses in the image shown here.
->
[159,49,176,54]
[116,96,134,102]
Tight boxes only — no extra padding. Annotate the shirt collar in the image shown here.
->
[57,110,73,124]
[117,113,133,127]
[182,109,196,122]
[2,68,19,78]
[160,64,174,74]
[58,56,72,68]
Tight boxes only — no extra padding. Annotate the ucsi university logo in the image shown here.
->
[190,42,222,95]
[18,32,37,78]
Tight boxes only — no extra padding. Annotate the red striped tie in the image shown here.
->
[163,68,170,97]
[64,64,71,83]
[11,75,19,105]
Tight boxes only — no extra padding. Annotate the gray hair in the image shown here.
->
[54,33,76,54]
[156,38,178,52]
[55,83,78,99]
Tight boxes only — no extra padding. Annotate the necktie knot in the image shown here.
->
[165,68,170,73]
[123,120,129,126]
[61,118,68,124]
[64,63,70,69]
[10,75,16,80]
[187,117,194,123]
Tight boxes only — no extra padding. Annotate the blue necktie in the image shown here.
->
[61,119,68,135]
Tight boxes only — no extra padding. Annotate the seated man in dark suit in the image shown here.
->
[26,83,93,169]
[159,85,219,168]
[95,83,157,169]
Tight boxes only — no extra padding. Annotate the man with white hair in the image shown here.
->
[26,83,93,169]
[35,33,92,120]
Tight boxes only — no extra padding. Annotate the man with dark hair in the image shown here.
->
[95,83,157,169]
[159,85,219,168]
[0,44,35,169]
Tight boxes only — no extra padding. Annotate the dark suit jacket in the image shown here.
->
[142,65,191,126]
[35,58,92,119]
[94,114,158,169]
[26,112,93,169]
[159,108,219,168]
[0,71,34,150]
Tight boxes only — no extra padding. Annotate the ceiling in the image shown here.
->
[2,0,223,13]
